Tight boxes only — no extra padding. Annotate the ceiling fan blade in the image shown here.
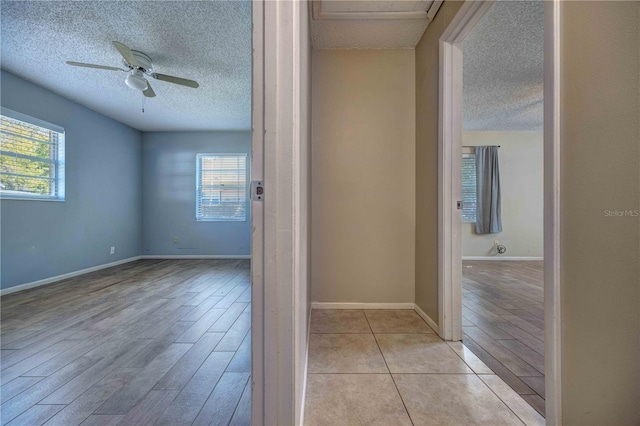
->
[143,82,156,98]
[66,61,125,71]
[112,41,137,67]
[152,73,199,88]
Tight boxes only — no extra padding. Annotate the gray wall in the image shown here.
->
[0,70,142,290]
[560,2,639,423]
[141,131,251,256]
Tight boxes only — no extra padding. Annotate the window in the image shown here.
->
[0,108,65,201]
[461,154,477,223]
[196,153,247,221]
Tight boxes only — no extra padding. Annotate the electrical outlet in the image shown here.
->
[110,246,115,255]
[173,236,179,244]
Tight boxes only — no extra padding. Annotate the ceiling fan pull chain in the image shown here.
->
[141,95,145,113]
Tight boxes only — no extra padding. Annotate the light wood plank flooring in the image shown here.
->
[462,260,545,416]
[0,259,251,426]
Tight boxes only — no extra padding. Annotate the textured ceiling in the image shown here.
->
[1,1,251,132]
[311,0,434,49]
[463,1,543,131]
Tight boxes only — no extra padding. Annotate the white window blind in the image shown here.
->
[461,154,477,223]
[196,153,247,221]
[0,108,65,200]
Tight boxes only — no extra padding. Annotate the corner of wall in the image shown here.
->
[414,0,466,326]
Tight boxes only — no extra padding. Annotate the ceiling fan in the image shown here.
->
[66,41,199,97]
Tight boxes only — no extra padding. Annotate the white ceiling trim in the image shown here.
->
[311,0,435,49]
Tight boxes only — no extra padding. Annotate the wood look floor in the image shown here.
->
[462,260,545,416]
[0,259,251,426]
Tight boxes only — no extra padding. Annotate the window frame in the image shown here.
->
[195,153,248,222]
[0,107,66,202]
[461,153,477,223]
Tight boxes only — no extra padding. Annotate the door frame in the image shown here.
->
[252,0,310,424]
[437,0,562,423]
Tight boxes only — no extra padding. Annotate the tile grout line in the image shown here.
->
[446,341,495,376]
[475,374,531,426]
[362,311,414,426]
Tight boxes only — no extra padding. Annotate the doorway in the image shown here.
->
[459,1,545,415]
[438,0,561,423]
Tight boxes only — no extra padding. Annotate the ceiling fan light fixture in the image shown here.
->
[125,70,148,91]
[66,42,199,95]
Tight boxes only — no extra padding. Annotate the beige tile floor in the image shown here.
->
[304,309,545,426]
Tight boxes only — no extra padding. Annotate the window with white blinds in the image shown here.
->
[461,154,477,223]
[0,108,65,200]
[196,153,247,221]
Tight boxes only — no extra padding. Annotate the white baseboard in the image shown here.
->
[462,256,543,261]
[2,255,253,296]
[311,302,415,310]
[413,303,440,334]
[140,255,251,259]
[0,256,142,296]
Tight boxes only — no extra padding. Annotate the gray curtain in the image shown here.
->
[475,146,502,234]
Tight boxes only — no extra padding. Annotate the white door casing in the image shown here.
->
[253,0,310,424]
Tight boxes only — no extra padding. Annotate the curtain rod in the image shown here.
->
[462,145,501,148]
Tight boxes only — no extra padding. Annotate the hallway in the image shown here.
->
[304,309,543,425]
